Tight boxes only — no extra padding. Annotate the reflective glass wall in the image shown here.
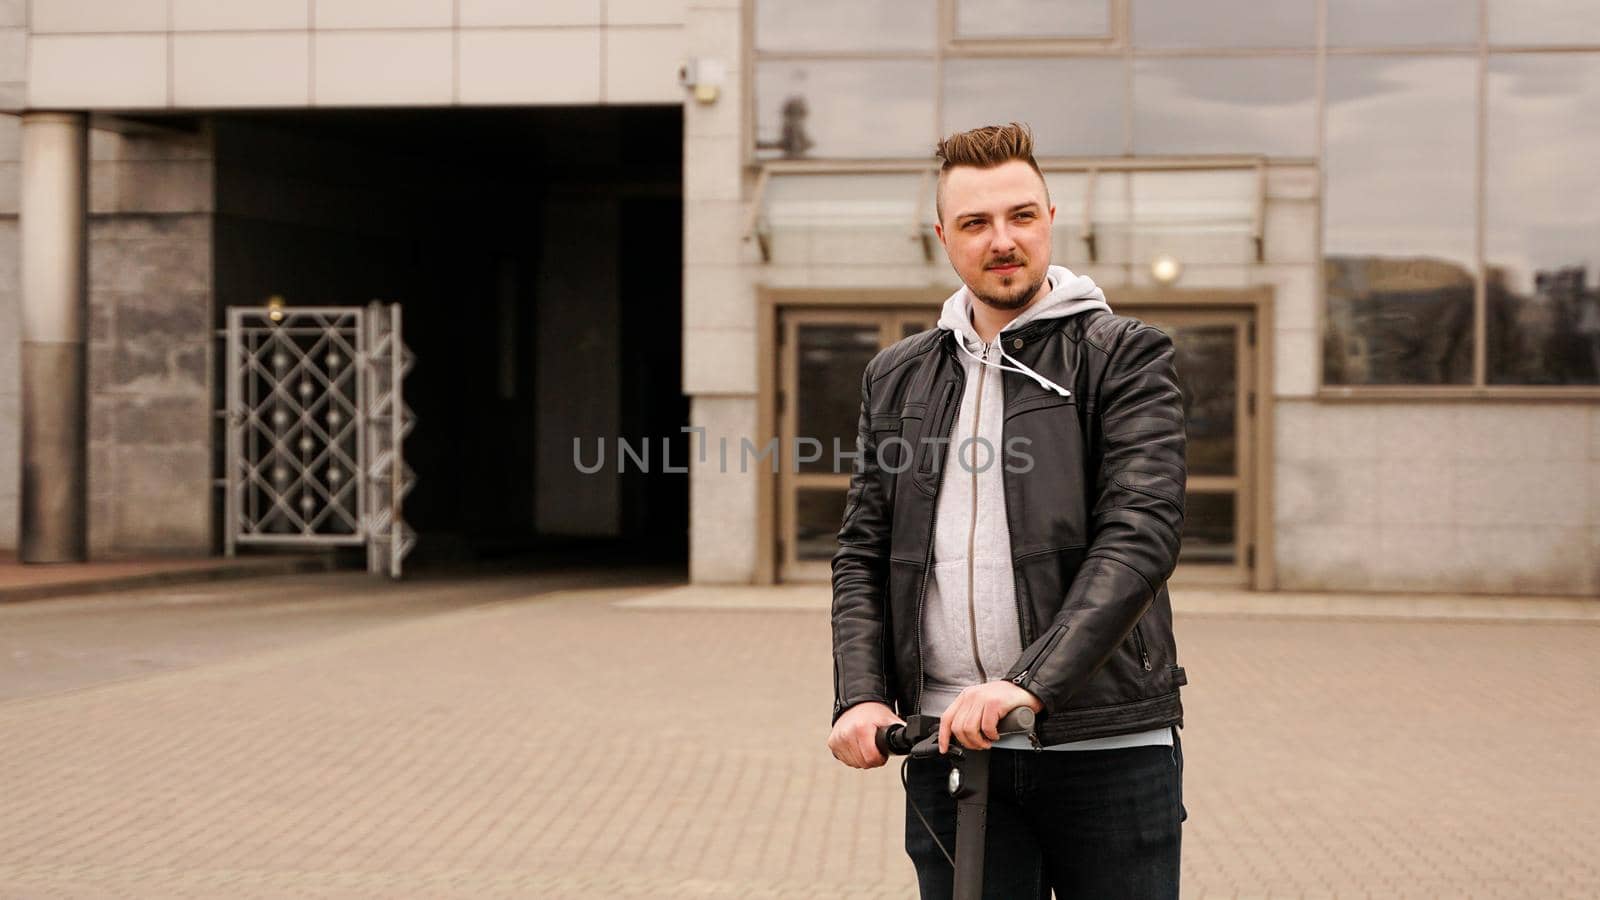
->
[1323,1,1600,387]
[752,0,1600,390]
[752,0,1319,160]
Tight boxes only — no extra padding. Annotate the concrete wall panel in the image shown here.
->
[0,29,24,83]
[604,27,684,103]
[75,125,216,556]
[1273,328,1317,397]
[609,0,687,26]
[0,210,15,549]
[28,35,168,108]
[0,160,16,214]
[314,31,453,106]
[174,34,311,107]
[32,0,166,33]
[315,0,453,30]
[172,0,308,31]
[689,394,757,582]
[1262,199,1318,264]
[1275,400,1600,595]
[682,265,752,331]
[459,0,600,27]
[457,29,601,105]
[682,327,754,395]
[0,114,16,161]
[1250,264,1317,331]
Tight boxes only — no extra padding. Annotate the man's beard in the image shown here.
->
[972,271,1046,311]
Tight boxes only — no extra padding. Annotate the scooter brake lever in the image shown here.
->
[909,734,963,760]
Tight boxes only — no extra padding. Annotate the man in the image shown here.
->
[826,122,1189,899]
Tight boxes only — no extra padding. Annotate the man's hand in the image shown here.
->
[938,681,1044,754]
[827,701,903,769]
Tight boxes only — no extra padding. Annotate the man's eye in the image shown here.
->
[1014,212,1035,221]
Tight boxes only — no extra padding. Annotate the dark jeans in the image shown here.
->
[903,728,1185,900]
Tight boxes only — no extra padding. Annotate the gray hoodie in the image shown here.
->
[922,264,1170,752]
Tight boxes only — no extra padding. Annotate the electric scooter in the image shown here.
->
[876,707,1039,900]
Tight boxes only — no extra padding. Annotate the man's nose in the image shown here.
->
[990,221,1018,253]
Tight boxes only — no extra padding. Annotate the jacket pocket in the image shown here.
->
[1128,620,1153,673]
[869,413,904,471]
[1003,390,1075,421]
[918,381,958,475]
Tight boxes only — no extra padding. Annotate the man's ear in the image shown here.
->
[1047,204,1057,226]
[933,222,945,246]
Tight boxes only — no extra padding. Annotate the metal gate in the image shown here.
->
[222,301,416,577]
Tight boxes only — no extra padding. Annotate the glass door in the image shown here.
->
[777,308,935,581]
[1123,309,1257,586]
[776,306,1255,585]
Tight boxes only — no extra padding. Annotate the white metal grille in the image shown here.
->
[362,301,417,577]
[222,303,415,577]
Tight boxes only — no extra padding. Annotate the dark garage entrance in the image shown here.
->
[208,107,688,572]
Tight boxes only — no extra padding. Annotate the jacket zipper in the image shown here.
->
[1009,623,1067,690]
[1131,620,1152,672]
[913,356,965,715]
[998,342,1031,657]
[965,341,990,682]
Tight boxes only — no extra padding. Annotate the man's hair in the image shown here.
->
[934,122,1049,224]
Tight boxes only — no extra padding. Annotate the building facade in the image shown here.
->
[0,1,1597,594]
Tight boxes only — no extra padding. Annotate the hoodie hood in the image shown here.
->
[936,264,1111,397]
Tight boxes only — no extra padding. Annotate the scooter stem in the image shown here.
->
[950,747,991,900]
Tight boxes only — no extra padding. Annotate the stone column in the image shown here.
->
[18,112,89,562]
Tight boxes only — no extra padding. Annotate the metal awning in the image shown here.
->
[744,157,1269,265]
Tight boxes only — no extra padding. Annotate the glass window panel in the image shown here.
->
[796,324,881,473]
[1133,0,1314,48]
[1488,0,1600,46]
[1133,57,1317,157]
[755,0,936,53]
[1327,0,1478,47]
[956,0,1111,39]
[1167,325,1238,477]
[1130,170,1258,265]
[1485,53,1600,385]
[764,173,929,266]
[1181,492,1236,565]
[1044,171,1130,264]
[1132,171,1256,226]
[796,487,850,560]
[943,58,1125,157]
[1043,171,1127,223]
[756,60,936,160]
[1323,55,1477,385]
[764,173,926,228]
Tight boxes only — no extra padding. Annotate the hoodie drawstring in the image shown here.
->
[953,335,1072,398]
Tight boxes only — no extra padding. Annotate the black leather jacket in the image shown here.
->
[830,309,1189,745]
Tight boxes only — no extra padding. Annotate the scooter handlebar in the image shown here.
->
[875,708,1037,757]
[1000,706,1036,736]
[875,722,914,757]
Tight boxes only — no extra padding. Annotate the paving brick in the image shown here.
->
[0,577,1593,897]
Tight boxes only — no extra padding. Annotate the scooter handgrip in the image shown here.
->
[998,707,1036,735]
[875,723,913,756]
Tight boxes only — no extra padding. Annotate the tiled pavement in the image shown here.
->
[0,577,1595,898]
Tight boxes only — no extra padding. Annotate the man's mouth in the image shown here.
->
[988,263,1021,275]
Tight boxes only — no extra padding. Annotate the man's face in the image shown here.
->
[934,160,1056,311]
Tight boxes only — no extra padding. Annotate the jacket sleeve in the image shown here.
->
[1002,322,1187,713]
[829,363,894,725]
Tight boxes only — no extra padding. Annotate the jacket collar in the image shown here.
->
[939,307,1106,355]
